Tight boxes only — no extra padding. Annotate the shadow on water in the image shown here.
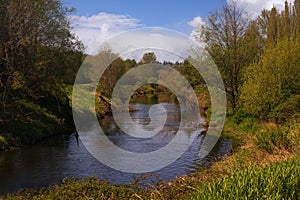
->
[0,103,232,194]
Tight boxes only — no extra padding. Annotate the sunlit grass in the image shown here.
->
[191,159,300,200]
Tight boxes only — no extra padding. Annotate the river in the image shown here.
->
[0,103,232,194]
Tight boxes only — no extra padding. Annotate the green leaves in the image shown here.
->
[239,40,300,119]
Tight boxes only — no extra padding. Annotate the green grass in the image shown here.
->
[3,177,135,200]
[255,120,300,153]
[72,83,109,117]
[0,135,9,150]
[190,158,300,200]
[2,99,65,146]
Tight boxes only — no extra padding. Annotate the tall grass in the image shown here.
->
[192,159,300,200]
[255,121,300,153]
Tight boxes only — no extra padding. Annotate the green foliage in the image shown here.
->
[255,121,300,153]
[266,7,278,46]
[270,95,300,123]
[0,0,83,145]
[239,40,300,119]
[226,111,263,135]
[4,100,65,145]
[199,2,263,111]
[192,159,300,200]
[4,177,135,200]
[139,52,157,64]
[0,135,8,150]
[175,60,205,88]
[255,127,290,153]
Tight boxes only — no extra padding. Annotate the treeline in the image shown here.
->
[0,0,83,148]
[199,0,300,122]
[79,51,204,100]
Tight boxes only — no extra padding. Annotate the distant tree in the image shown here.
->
[266,7,278,46]
[284,1,291,39]
[100,57,126,97]
[175,60,204,88]
[257,9,271,38]
[124,59,137,72]
[240,21,264,65]
[292,0,300,38]
[139,52,157,64]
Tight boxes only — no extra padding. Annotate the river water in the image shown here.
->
[0,103,232,194]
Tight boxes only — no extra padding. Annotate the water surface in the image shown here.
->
[0,103,232,194]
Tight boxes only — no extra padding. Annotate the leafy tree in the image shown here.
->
[257,9,271,38]
[293,0,300,38]
[284,1,291,39]
[100,57,126,98]
[200,2,251,111]
[124,59,137,72]
[239,40,300,119]
[139,52,157,64]
[266,8,278,47]
[240,21,264,66]
[175,59,205,88]
[0,0,83,141]
[0,0,82,104]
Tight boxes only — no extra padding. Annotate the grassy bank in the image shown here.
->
[3,155,299,200]
[3,114,299,199]
[0,85,75,151]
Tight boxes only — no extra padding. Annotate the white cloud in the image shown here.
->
[188,16,204,28]
[188,1,294,42]
[227,0,294,16]
[188,16,206,45]
[71,13,202,62]
[104,28,195,62]
[70,12,142,53]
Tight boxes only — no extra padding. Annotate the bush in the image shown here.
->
[270,95,300,123]
[255,121,300,153]
[229,111,262,135]
[231,110,248,124]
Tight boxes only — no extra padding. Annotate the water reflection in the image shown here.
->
[0,103,232,194]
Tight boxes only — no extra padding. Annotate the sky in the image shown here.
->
[62,0,293,55]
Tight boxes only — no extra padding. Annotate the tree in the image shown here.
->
[293,0,300,38]
[0,0,82,105]
[240,21,264,66]
[199,2,250,111]
[239,40,300,119]
[257,9,271,38]
[139,52,157,64]
[284,1,291,39]
[124,59,137,72]
[266,7,278,46]
[0,0,83,136]
[100,57,126,98]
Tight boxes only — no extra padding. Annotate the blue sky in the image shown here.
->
[63,0,225,33]
[62,0,292,54]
